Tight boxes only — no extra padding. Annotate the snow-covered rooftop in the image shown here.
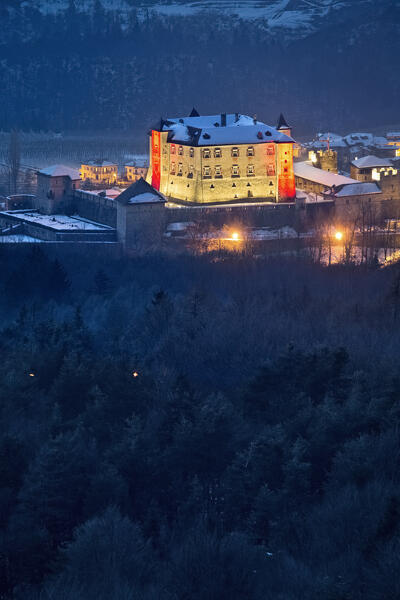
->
[162,113,293,146]
[314,133,347,148]
[0,211,112,230]
[84,160,117,167]
[333,182,382,197]
[128,192,165,205]
[294,162,357,187]
[352,155,393,169]
[116,178,165,205]
[308,132,395,151]
[125,160,148,168]
[38,165,81,179]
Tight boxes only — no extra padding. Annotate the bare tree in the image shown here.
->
[6,130,21,195]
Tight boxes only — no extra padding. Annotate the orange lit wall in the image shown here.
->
[151,130,161,190]
[277,143,296,201]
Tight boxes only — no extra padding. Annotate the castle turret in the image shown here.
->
[277,113,292,138]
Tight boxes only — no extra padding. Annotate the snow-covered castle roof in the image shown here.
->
[158,112,294,146]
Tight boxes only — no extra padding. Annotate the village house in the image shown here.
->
[36,165,81,214]
[124,160,148,183]
[81,160,118,185]
[350,156,397,182]
[294,160,384,217]
[387,132,400,157]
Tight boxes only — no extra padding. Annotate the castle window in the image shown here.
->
[203,165,211,178]
[231,165,240,178]
[190,147,194,157]
[170,162,176,175]
[178,146,183,156]
[178,163,183,176]
[187,165,194,179]
[247,165,255,177]
[231,147,240,157]
[267,164,275,176]
[214,147,222,158]
[215,165,223,178]
[247,146,254,157]
[171,145,176,154]
[267,145,275,156]
[203,148,211,159]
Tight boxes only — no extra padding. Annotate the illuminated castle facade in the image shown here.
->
[146,110,296,204]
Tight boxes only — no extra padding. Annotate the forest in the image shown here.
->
[1,245,400,598]
[0,0,399,135]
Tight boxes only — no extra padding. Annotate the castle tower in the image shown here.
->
[317,150,338,173]
[277,113,292,138]
[276,113,295,201]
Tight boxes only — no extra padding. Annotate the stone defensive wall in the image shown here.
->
[165,201,299,229]
[73,190,117,227]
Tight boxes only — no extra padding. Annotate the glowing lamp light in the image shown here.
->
[231,232,240,241]
[335,231,343,241]
[29,373,35,377]
[132,371,139,378]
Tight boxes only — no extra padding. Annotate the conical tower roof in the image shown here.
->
[277,113,290,130]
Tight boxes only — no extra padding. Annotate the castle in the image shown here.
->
[2,109,400,255]
[146,110,296,204]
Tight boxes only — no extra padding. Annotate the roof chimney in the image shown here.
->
[235,112,239,122]
[221,113,227,127]
[253,115,257,125]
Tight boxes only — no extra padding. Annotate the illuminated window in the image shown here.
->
[203,165,211,178]
[267,145,275,156]
[247,165,255,177]
[231,147,239,157]
[178,146,183,156]
[214,147,222,158]
[170,162,176,175]
[190,147,194,157]
[231,165,240,177]
[215,165,222,178]
[203,148,211,159]
[178,163,183,176]
[247,146,254,157]
[267,164,275,176]
[170,145,176,154]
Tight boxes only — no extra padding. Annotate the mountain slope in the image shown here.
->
[0,0,399,134]
[22,0,399,39]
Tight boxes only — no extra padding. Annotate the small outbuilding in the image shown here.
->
[116,178,166,252]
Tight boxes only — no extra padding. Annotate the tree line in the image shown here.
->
[0,246,400,597]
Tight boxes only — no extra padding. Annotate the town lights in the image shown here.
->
[335,231,343,241]
[29,373,35,377]
[132,371,139,378]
